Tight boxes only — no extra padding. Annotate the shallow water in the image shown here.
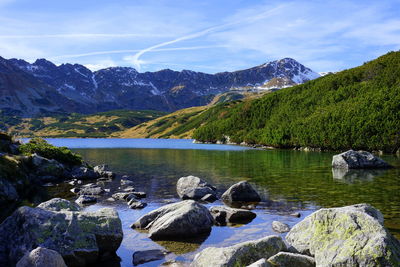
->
[45,139,400,267]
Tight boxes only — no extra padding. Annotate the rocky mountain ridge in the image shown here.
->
[0,56,319,116]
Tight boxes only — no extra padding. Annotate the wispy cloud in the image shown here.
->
[0,33,173,39]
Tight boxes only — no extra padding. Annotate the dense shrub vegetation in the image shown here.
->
[192,51,400,153]
[19,138,83,165]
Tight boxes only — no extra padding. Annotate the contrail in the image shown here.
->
[131,4,287,70]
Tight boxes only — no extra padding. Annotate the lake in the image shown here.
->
[45,138,400,267]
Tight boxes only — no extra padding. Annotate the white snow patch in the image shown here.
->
[74,67,88,77]
[63,83,76,91]
[91,74,98,89]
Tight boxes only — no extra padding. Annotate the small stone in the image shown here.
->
[129,201,147,209]
[201,193,217,202]
[272,221,290,233]
[70,188,80,194]
[75,195,97,205]
[290,212,301,218]
[123,186,136,192]
[112,192,131,200]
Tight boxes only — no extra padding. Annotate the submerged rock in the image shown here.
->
[132,249,169,266]
[267,252,315,267]
[271,221,290,233]
[16,247,67,267]
[332,150,392,169]
[286,203,400,266]
[131,200,213,240]
[0,198,123,267]
[190,235,286,267]
[221,181,261,204]
[209,206,256,226]
[176,176,217,200]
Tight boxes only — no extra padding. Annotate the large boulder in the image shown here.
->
[69,166,99,180]
[267,252,315,267]
[332,150,392,169]
[131,200,214,240]
[0,177,18,202]
[30,153,65,181]
[176,176,217,200]
[221,181,261,204]
[190,235,286,267]
[16,247,67,267]
[286,204,400,266]
[209,206,256,226]
[0,198,123,267]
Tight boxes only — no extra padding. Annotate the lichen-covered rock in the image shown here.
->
[221,181,261,204]
[190,235,286,267]
[267,252,315,267]
[286,204,400,266]
[210,206,256,226]
[176,176,217,200]
[30,153,65,180]
[37,197,80,211]
[271,221,290,233]
[131,200,214,240]
[246,258,271,267]
[332,150,392,169]
[16,247,67,267]
[0,198,123,267]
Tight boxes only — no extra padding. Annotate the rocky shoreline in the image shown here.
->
[1,132,399,266]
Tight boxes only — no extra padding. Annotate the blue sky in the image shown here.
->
[1,0,399,73]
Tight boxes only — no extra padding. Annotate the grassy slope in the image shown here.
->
[7,110,166,138]
[116,91,269,139]
[191,51,400,152]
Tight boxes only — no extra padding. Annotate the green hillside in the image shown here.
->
[191,51,400,153]
[4,110,166,138]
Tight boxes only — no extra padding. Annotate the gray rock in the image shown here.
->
[112,192,131,200]
[201,193,217,202]
[75,195,97,205]
[0,198,123,267]
[286,203,400,266]
[221,181,261,204]
[161,260,187,266]
[210,206,256,226]
[132,249,169,265]
[0,177,18,202]
[271,221,290,233]
[121,178,135,186]
[190,235,286,267]
[70,188,80,194]
[123,186,135,192]
[176,176,217,200]
[332,150,392,169]
[94,165,115,179]
[69,166,99,180]
[132,200,214,240]
[78,184,104,196]
[16,247,67,267]
[37,198,80,211]
[128,199,147,209]
[267,252,315,267]
[246,258,271,267]
[30,153,65,179]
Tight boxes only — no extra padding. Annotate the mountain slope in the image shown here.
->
[1,57,319,116]
[144,51,400,153]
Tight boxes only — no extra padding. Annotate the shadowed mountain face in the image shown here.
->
[1,56,319,116]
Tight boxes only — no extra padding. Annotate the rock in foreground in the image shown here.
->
[190,235,286,267]
[221,181,261,204]
[176,176,217,200]
[0,198,123,267]
[16,247,67,267]
[131,200,213,240]
[132,249,170,266]
[267,252,315,267]
[332,150,392,169]
[286,203,400,266]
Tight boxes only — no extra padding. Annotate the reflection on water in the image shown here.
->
[62,140,400,267]
[332,168,388,183]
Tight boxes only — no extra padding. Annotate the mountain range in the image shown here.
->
[0,56,319,116]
